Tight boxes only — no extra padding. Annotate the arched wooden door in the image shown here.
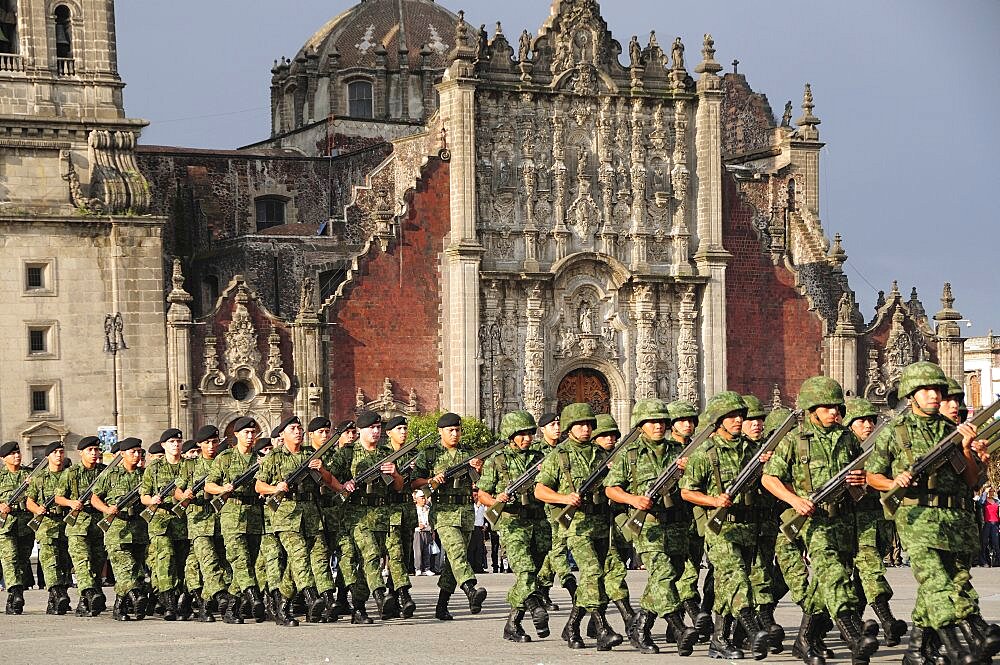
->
[557,368,611,415]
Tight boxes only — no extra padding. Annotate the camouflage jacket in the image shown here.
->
[256,445,323,535]
[536,436,609,538]
[206,447,263,535]
[27,465,68,541]
[478,444,547,522]
[176,456,219,538]
[93,466,147,545]
[140,458,187,539]
[56,462,106,536]
[413,445,475,529]
[608,434,689,510]
[331,442,394,531]
[765,419,861,499]
[0,466,31,536]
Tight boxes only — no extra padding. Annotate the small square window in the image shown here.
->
[29,329,46,353]
[26,381,60,420]
[24,321,57,359]
[26,266,43,289]
[22,260,56,296]
[31,389,49,414]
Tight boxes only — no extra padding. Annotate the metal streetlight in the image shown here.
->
[103,312,127,431]
[479,320,505,434]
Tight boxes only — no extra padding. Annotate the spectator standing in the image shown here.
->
[982,487,999,567]
[412,491,435,575]
[470,501,488,574]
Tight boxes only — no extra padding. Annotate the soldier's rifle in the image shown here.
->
[266,423,349,510]
[427,439,509,491]
[337,433,429,502]
[210,460,261,514]
[881,397,1000,516]
[140,478,180,523]
[97,483,143,533]
[483,459,545,528]
[555,424,642,530]
[0,457,46,528]
[171,474,211,518]
[65,453,122,526]
[620,425,716,539]
[705,410,802,535]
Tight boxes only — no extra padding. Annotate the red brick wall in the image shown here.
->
[327,158,449,420]
[723,173,824,403]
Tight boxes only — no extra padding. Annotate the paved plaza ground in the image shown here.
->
[1,568,998,664]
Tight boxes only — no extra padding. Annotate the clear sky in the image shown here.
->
[116,0,998,336]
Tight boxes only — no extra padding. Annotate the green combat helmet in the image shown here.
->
[742,395,766,419]
[702,391,748,430]
[630,398,672,428]
[560,402,597,430]
[843,398,878,427]
[668,400,700,426]
[764,407,794,437]
[897,361,948,399]
[593,414,621,438]
[796,376,846,412]
[500,411,537,441]
[944,378,966,403]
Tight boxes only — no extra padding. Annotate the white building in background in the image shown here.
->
[964,332,1000,410]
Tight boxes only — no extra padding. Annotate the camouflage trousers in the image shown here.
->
[107,542,148,595]
[345,521,387,601]
[188,534,228,599]
[183,545,201,592]
[497,516,550,609]
[565,532,609,612]
[148,535,189,593]
[749,519,779,606]
[272,529,333,599]
[36,536,72,588]
[774,529,810,606]
[260,533,294,598]
[605,523,631,603]
[677,524,705,603]
[385,521,411,591]
[537,517,574,589]
[0,530,32,589]
[799,514,860,617]
[334,528,362,589]
[636,520,689,616]
[437,524,475,594]
[706,523,759,616]
[223,532,261,594]
[67,528,107,591]
[854,509,893,603]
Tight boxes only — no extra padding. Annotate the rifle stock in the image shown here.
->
[210,460,261,514]
[483,461,543,528]
[266,425,348,511]
[556,425,642,530]
[0,458,47,529]
[427,440,507,491]
[337,436,427,502]
[65,454,123,527]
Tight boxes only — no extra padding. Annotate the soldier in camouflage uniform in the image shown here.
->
[91,437,150,621]
[477,410,551,643]
[309,417,348,622]
[55,436,110,616]
[681,392,772,660]
[411,412,488,620]
[535,413,577,610]
[323,419,360,620]
[843,397,907,646]
[865,362,1000,665]
[763,376,878,665]
[255,415,334,626]
[607,398,699,656]
[941,378,969,425]
[26,441,72,615]
[383,415,418,618]
[0,441,33,614]
[535,403,623,652]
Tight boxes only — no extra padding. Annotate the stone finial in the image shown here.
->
[446,9,478,75]
[694,33,723,75]
[795,83,821,140]
[908,286,927,321]
[771,384,783,409]
[781,100,793,127]
[828,233,847,268]
[495,21,503,37]
[889,280,900,299]
[874,290,886,312]
[934,282,962,322]
[167,258,192,305]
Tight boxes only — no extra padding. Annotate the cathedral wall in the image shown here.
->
[722,173,823,402]
[326,157,449,420]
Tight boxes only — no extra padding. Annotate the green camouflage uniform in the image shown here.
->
[0,466,33,590]
[56,462,109,591]
[256,445,333,598]
[140,458,189,593]
[478,444,549,609]
[27,466,72,588]
[865,410,980,629]
[207,447,264,595]
[413,444,476,593]
[93,466,148,595]
[323,443,359,591]
[177,455,227,600]
[536,436,610,612]
[536,439,575,593]
[385,460,416,591]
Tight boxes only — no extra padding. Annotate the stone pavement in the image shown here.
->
[1,568,997,665]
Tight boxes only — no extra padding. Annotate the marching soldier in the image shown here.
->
[91,437,149,621]
[411,412,488,620]
[681,392,772,660]
[26,441,73,615]
[865,362,1000,665]
[763,377,878,665]
[607,398,698,656]
[55,435,109,616]
[384,415,418,618]
[326,419,360,619]
[0,441,33,615]
[941,378,969,425]
[535,412,577,610]
[535,403,622,651]
[304,416,345,622]
[477,410,551,643]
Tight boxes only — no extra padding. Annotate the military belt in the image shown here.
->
[503,504,547,520]
[900,494,972,511]
[714,505,756,524]
[577,502,611,517]
[650,505,690,524]
[352,496,388,508]
[812,500,853,519]
[227,497,257,506]
[434,495,469,506]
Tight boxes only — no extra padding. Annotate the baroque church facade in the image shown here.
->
[0,0,966,450]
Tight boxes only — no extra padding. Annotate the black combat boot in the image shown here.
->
[176,588,193,621]
[372,587,395,621]
[563,576,578,603]
[936,624,979,665]
[112,594,131,621]
[738,607,771,660]
[162,590,179,621]
[244,586,266,623]
[586,613,599,638]
[263,588,275,622]
[685,597,714,642]
[815,611,835,658]
[55,585,71,615]
[758,603,785,653]
[350,584,373,624]
[46,587,59,615]
[127,587,148,620]
[666,608,699,656]
[962,613,1000,659]
[615,597,637,633]
[592,606,624,651]
[75,590,91,617]
[89,588,107,616]
[333,577,351,617]
[539,585,559,611]
[563,605,586,649]
[397,586,416,619]
[223,592,244,624]
[460,579,487,614]
[524,593,550,638]
[709,613,744,660]
[271,590,296,627]
[320,589,338,623]
[190,594,209,623]
[870,595,906,646]
[792,613,826,665]
[903,626,936,665]
[835,611,879,664]
[629,608,659,654]
[504,607,531,643]
[301,587,325,623]
[434,589,453,621]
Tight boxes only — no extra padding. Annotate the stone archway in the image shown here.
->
[557,368,612,415]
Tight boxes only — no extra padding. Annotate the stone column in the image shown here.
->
[826,293,859,396]
[165,259,194,433]
[633,284,658,400]
[934,283,965,381]
[523,282,546,419]
[292,279,324,421]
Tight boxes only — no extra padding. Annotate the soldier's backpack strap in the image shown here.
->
[895,423,914,466]
[494,452,508,489]
[708,445,724,496]
[797,428,814,494]
[558,449,576,493]
[627,447,639,486]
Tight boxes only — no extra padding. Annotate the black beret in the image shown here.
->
[148,441,165,455]
[253,437,273,455]
[118,437,143,452]
[156,428,183,444]
[77,436,101,451]
[231,417,257,433]
[0,441,20,458]
[43,441,64,457]
[110,441,120,453]
[356,411,381,429]
[437,412,462,428]
[182,440,198,454]
[217,440,231,453]
[337,419,357,431]
[275,415,301,435]
[384,416,407,430]
[195,425,219,443]
[307,417,332,433]
[538,413,558,428]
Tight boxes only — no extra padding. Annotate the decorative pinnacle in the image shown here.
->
[455,10,470,47]
[167,258,192,304]
[694,33,722,75]
[889,280,900,298]
[495,21,503,37]
[771,384,783,409]
[795,83,821,129]
[829,233,847,265]
[934,282,962,322]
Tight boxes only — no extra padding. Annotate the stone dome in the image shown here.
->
[296,0,458,70]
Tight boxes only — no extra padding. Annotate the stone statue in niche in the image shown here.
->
[537,154,552,191]
[518,30,531,62]
[497,154,513,190]
[652,162,668,192]
[573,30,592,64]
[579,302,595,334]
[629,35,642,68]
[671,37,685,70]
